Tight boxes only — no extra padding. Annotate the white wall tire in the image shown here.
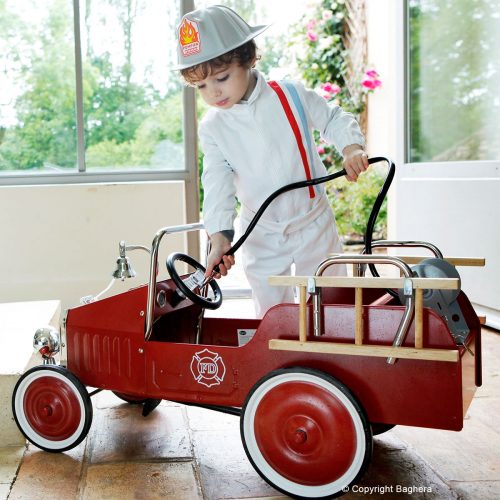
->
[12,366,92,452]
[241,368,372,499]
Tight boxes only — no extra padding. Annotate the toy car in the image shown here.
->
[12,158,483,499]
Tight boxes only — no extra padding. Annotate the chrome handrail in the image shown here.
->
[366,240,443,259]
[145,222,204,341]
[357,240,443,277]
[313,254,415,364]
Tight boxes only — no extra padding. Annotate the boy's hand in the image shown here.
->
[206,232,235,279]
[342,144,369,182]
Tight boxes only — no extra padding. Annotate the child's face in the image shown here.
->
[193,62,254,109]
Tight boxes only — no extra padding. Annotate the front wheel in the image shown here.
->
[241,368,372,499]
[12,365,93,452]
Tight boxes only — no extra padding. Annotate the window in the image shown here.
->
[0,0,187,181]
[0,1,77,173]
[407,0,500,162]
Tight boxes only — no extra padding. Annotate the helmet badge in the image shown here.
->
[179,18,201,57]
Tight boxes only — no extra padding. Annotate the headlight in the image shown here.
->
[33,327,60,359]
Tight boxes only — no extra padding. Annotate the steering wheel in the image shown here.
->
[166,252,223,310]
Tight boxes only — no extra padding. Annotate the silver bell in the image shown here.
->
[112,241,137,279]
[112,256,137,279]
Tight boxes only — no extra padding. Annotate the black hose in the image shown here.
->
[363,157,396,274]
[361,157,399,298]
[227,168,347,256]
[213,156,395,274]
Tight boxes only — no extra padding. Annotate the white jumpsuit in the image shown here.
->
[199,70,365,317]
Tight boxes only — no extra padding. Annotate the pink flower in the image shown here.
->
[322,10,333,21]
[317,145,326,155]
[306,19,317,30]
[318,82,341,100]
[361,68,382,91]
[361,78,382,90]
[365,69,379,78]
[307,30,318,42]
[321,82,341,95]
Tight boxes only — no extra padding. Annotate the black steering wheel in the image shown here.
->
[166,252,223,310]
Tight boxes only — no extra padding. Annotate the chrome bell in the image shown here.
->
[112,241,137,279]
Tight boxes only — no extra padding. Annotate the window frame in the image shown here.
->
[403,0,500,169]
[0,0,197,187]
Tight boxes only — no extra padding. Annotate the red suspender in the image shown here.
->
[268,80,315,199]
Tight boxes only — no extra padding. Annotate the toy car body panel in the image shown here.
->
[63,280,479,432]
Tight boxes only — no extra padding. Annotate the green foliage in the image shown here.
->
[145,92,184,145]
[85,139,134,167]
[86,91,184,167]
[291,0,385,239]
[328,167,386,239]
[0,0,77,170]
[292,1,364,114]
[84,54,151,148]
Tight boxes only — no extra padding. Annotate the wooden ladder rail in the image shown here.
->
[269,274,461,363]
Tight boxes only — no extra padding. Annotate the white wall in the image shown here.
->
[393,163,500,328]
[0,181,189,311]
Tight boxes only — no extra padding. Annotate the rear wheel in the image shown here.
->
[12,365,92,452]
[241,368,372,499]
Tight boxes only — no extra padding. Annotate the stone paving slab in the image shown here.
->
[88,395,192,464]
[344,433,456,499]
[82,462,202,500]
[8,442,86,500]
[191,425,280,499]
[0,447,24,487]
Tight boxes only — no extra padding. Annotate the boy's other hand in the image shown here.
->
[206,232,235,279]
[342,144,369,182]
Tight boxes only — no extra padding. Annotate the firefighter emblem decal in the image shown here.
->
[190,349,226,388]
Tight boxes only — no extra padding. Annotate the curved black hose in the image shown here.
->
[221,156,394,262]
[363,157,395,265]
[362,157,399,298]
[227,168,346,256]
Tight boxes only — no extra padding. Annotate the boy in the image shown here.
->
[176,5,369,317]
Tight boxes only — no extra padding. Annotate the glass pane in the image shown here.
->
[81,0,185,171]
[0,0,77,174]
[408,0,500,162]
